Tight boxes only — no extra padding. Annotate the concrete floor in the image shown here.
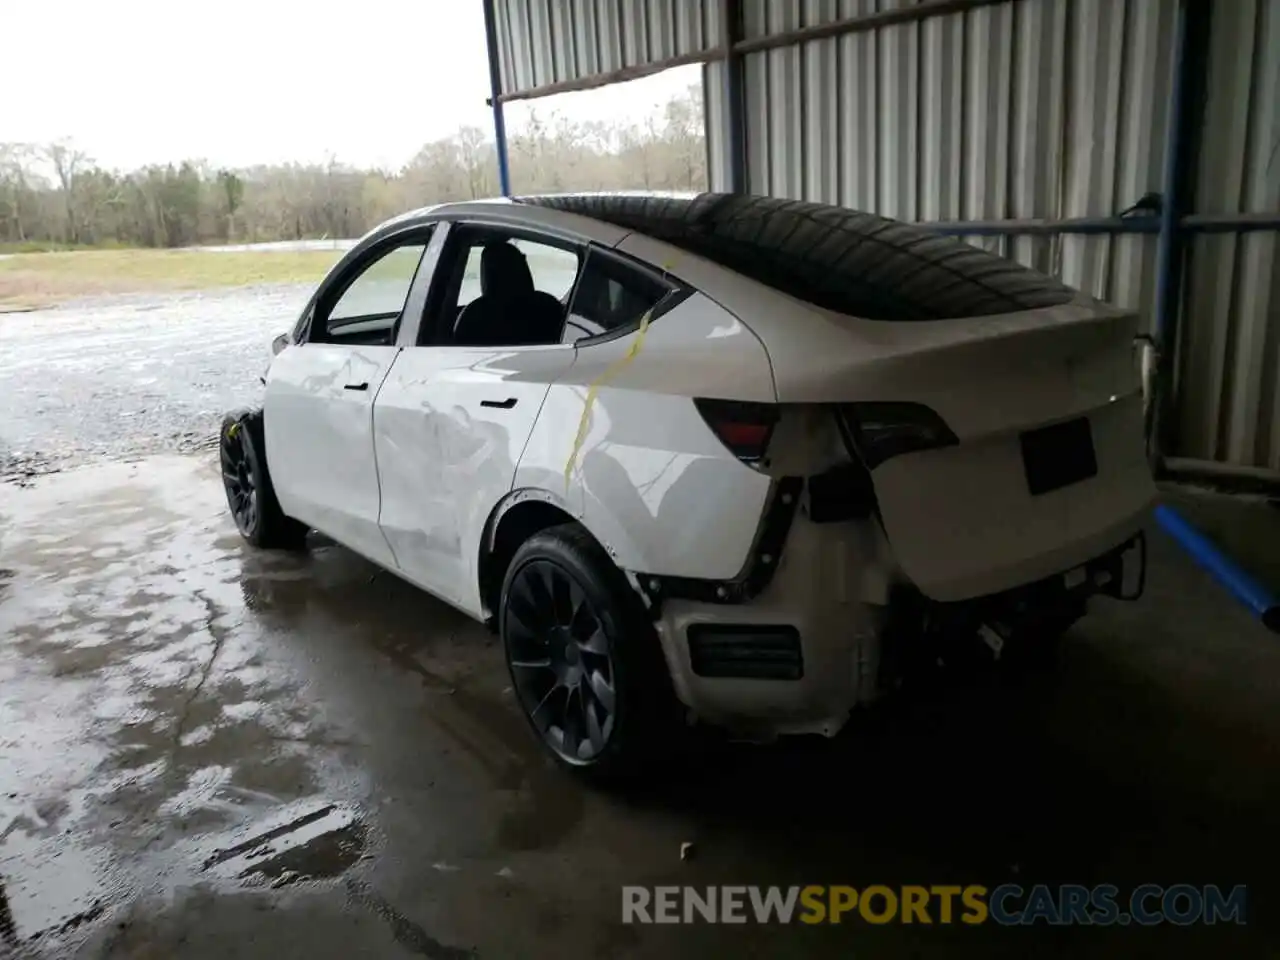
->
[0,456,1277,958]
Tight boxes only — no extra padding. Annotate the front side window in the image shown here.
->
[440,228,580,347]
[563,249,674,343]
[326,241,427,330]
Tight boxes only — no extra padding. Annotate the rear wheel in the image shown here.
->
[220,409,308,550]
[500,523,680,782]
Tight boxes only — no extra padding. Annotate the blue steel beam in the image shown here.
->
[482,0,512,197]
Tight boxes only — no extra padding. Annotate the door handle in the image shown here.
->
[344,382,369,391]
[480,397,518,409]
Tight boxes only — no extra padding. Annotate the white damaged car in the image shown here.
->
[221,193,1155,779]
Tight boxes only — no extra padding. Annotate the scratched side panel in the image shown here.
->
[525,290,775,580]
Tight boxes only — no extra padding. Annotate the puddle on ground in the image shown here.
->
[200,802,368,889]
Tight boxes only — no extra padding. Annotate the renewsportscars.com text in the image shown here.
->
[622,884,1247,926]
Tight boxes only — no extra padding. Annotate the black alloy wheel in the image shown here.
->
[500,523,682,780]
[221,421,259,537]
[219,409,308,550]
[505,557,618,764]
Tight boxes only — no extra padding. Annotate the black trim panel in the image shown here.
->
[635,476,803,612]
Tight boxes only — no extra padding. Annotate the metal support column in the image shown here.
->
[722,0,747,193]
[482,0,512,196]
[1149,0,1213,467]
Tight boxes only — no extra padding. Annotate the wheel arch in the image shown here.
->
[479,489,582,622]
[477,485,657,621]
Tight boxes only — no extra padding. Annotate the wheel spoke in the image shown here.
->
[568,589,597,642]
[584,694,606,755]
[588,668,615,714]
[560,686,583,758]
[529,682,563,732]
[549,567,573,625]
[508,575,548,635]
[579,627,608,656]
[525,565,558,622]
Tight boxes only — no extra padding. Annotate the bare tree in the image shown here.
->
[44,140,91,244]
[454,126,494,199]
[0,143,39,242]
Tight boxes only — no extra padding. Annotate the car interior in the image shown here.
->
[451,240,568,346]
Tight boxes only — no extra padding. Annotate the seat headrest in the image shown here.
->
[480,242,534,298]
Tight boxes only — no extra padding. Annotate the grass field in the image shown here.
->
[0,240,583,313]
[0,248,346,311]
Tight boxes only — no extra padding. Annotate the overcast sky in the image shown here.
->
[5,0,699,171]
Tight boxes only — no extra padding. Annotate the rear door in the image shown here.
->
[373,221,582,614]
[265,229,433,568]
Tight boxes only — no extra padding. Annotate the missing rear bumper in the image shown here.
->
[880,533,1147,679]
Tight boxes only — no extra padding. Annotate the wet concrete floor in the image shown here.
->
[1,456,1278,957]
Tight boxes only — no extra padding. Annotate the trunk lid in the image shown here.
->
[755,296,1156,601]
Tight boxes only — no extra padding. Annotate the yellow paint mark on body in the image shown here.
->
[562,259,676,491]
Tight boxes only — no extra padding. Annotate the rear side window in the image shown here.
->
[522,193,1077,322]
[562,249,673,343]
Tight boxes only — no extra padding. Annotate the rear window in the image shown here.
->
[520,193,1076,322]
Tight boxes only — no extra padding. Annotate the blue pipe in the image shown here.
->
[1154,504,1280,633]
[482,0,512,196]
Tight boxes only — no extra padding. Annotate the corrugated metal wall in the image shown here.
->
[710,0,1175,333]
[491,0,719,96]
[492,0,1280,471]
[1179,0,1280,469]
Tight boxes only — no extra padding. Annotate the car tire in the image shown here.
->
[500,522,681,783]
[219,408,308,550]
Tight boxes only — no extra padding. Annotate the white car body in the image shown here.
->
[258,193,1155,740]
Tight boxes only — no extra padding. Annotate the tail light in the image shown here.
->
[839,402,958,469]
[695,398,779,462]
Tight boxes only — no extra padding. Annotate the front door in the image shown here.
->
[374,223,582,614]
[265,232,432,568]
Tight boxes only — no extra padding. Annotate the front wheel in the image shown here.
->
[219,409,308,550]
[500,523,681,782]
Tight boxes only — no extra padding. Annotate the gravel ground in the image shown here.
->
[0,285,309,484]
